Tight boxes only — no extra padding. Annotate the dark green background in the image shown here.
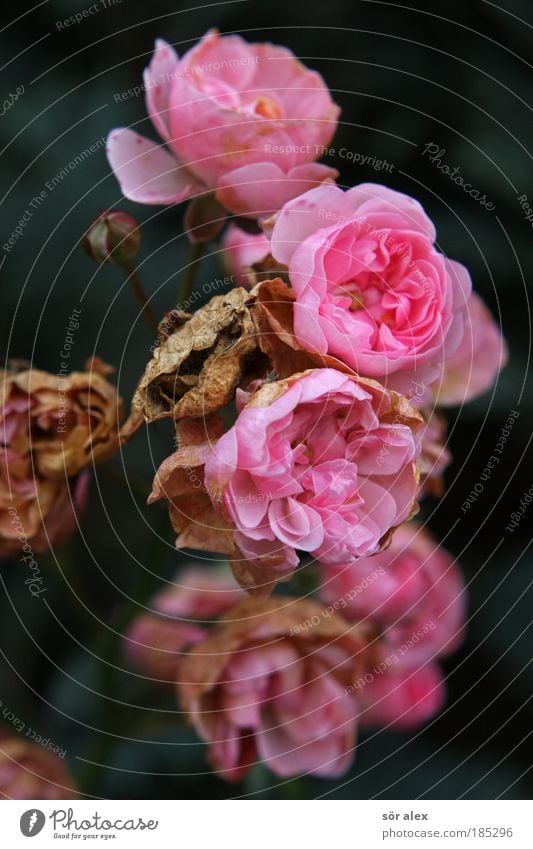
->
[1,0,531,799]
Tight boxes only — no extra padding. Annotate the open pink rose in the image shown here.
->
[205,368,422,593]
[221,224,270,287]
[107,31,339,217]
[178,597,369,780]
[432,292,508,406]
[358,663,446,730]
[270,183,471,392]
[320,523,466,670]
[0,735,78,799]
[124,564,242,681]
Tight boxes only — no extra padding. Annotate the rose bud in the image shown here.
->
[0,735,78,799]
[83,209,140,266]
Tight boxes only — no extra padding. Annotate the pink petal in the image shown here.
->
[106,128,202,204]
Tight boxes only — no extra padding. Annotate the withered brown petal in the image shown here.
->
[127,288,266,426]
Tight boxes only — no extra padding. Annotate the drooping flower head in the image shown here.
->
[178,597,370,780]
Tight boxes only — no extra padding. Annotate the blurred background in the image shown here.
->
[0,0,531,799]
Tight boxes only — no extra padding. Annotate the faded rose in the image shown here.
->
[178,597,370,780]
[1,363,122,480]
[270,183,472,393]
[0,735,78,799]
[107,30,339,217]
[204,368,422,594]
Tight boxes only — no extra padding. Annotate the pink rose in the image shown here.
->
[221,224,270,288]
[0,735,78,799]
[270,183,472,392]
[358,663,445,730]
[124,564,243,681]
[432,292,508,406]
[107,31,339,217]
[320,523,466,669]
[205,368,421,593]
[178,597,369,780]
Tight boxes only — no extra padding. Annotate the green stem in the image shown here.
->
[123,262,159,335]
[179,242,205,307]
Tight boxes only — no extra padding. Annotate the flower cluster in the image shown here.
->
[0,28,508,797]
[105,29,507,782]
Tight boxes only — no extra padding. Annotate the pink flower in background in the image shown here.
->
[221,224,270,287]
[0,735,78,799]
[178,597,369,780]
[124,564,243,681]
[107,30,339,217]
[321,523,466,669]
[205,368,421,591]
[358,663,446,730]
[270,183,471,393]
[432,291,508,406]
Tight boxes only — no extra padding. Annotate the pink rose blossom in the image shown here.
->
[124,564,242,681]
[221,224,270,287]
[432,292,508,406]
[270,183,472,392]
[178,597,369,780]
[320,523,466,669]
[205,368,421,590]
[358,663,446,730]
[107,31,339,217]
